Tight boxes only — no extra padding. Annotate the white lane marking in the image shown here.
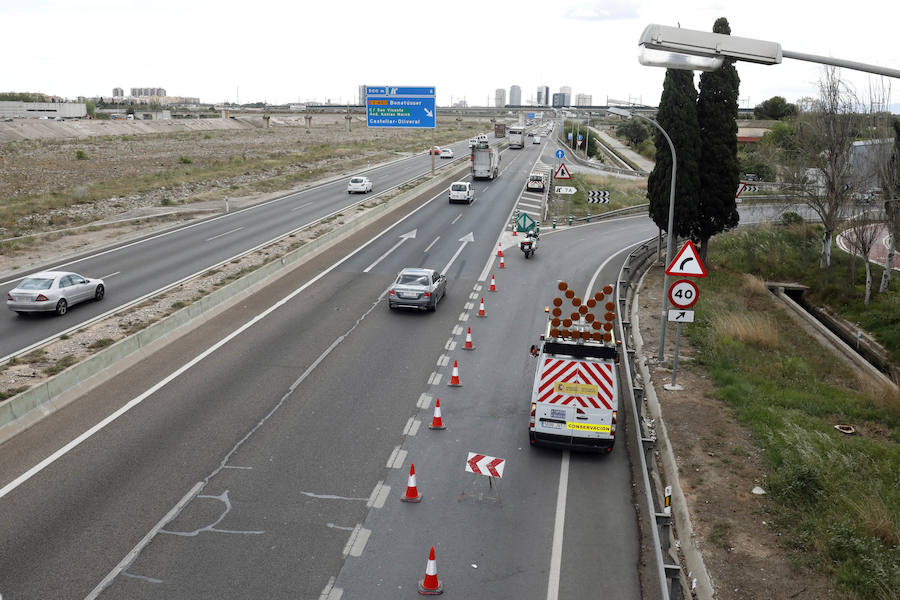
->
[427,372,438,385]
[0,177,454,500]
[342,524,372,558]
[319,577,344,600]
[459,312,469,322]
[366,481,391,509]
[585,242,645,299]
[99,271,120,279]
[473,284,482,292]
[204,227,244,242]
[290,201,314,211]
[452,325,463,335]
[362,229,417,273]
[408,419,421,437]
[424,236,440,253]
[85,481,204,600]
[446,341,457,352]
[450,213,462,225]
[444,338,455,350]
[440,232,475,276]
[417,393,432,409]
[469,292,479,300]
[431,373,443,386]
[437,355,449,367]
[464,302,474,310]
[546,451,570,600]
[517,199,543,209]
[386,447,407,469]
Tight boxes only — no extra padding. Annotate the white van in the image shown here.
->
[533,136,541,144]
[449,181,474,204]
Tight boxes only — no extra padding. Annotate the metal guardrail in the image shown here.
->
[615,237,683,600]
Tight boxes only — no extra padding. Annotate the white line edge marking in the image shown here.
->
[291,201,314,211]
[204,227,244,242]
[546,451,569,600]
[99,271,120,279]
[450,213,462,225]
[85,481,204,600]
[424,236,440,253]
[0,179,451,500]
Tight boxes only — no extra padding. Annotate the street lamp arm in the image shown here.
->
[781,50,900,79]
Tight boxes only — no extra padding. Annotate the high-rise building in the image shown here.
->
[130,87,166,98]
[552,93,566,108]
[509,85,522,106]
[575,94,592,106]
[358,84,367,105]
[112,87,123,98]
[495,88,506,108]
[559,86,572,106]
[537,85,550,106]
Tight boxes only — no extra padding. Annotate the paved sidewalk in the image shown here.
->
[590,127,656,172]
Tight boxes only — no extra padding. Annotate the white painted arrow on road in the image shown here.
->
[441,232,475,276]
[363,229,417,273]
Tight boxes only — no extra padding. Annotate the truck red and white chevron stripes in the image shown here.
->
[465,452,505,478]
[538,358,614,409]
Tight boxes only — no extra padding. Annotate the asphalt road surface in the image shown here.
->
[0,137,658,599]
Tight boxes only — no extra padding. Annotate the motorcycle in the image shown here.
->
[520,231,539,258]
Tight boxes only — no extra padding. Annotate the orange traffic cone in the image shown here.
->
[477,297,486,317]
[499,254,505,268]
[512,221,518,236]
[448,360,462,387]
[463,327,475,350]
[489,274,497,292]
[429,398,446,430]
[401,463,422,503]
[497,242,504,258]
[418,546,443,595]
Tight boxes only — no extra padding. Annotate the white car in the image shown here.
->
[440,148,454,159]
[468,138,477,148]
[347,176,373,194]
[533,136,541,144]
[449,181,474,204]
[7,271,105,316]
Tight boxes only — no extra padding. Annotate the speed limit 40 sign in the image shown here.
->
[668,279,699,309]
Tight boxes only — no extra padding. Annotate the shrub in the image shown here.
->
[75,150,88,160]
[178,156,192,164]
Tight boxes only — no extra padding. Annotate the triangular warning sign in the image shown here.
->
[665,240,707,277]
[554,163,571,180]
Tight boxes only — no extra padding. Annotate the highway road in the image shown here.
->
[0,137,476,359]
[0,136,659,599]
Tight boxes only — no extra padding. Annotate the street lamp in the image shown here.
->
[638,24,900,79]
[607,107,676,361]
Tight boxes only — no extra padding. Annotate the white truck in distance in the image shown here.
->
[529,282,619,453]
[470,141,500,180]
[508,126,525,149]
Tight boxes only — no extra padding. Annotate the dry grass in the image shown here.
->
[711,312,780,348]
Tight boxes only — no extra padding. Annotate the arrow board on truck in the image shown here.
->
[554,163,572,180]
[665,240,707,277]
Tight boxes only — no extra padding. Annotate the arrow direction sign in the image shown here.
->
[465,452,506,478]
[555,186,577,195]
[665,240,708,277]
[588,190,610,203]
[441,232,475,276]
[667,309,695,323]
[366,85,436,128]
[363,229,417,273]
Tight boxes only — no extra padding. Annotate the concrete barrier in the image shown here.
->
[0,161,471,442]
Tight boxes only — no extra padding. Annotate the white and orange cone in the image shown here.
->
[497,242,504,258]
[512,221,518,236]
[463,327,475,350]
[489,274,497,292]
[499,254,505,268]
[448,360,462,387]
[418,546,443,595]
[429,399,446,430]
[477,297,486,317]
[401,463,422,503]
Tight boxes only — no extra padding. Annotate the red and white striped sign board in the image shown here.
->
[465,453,505,478]
[538,358,615,409]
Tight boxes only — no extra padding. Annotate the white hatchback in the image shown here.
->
[347,176,373,194]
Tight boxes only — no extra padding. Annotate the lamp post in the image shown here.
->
[607,107,677,361]
[638,24,900,79]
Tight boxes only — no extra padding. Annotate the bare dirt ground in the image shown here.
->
[637,265,839,600]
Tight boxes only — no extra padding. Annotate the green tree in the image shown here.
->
[85,100,95,118]
[647,69,701,239]
[694,17,741,262]
[753,95,797,120]
[616,119,650,146]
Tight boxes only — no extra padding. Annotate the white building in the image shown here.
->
[575,94,592,106]
[559,86,572,106]
[495,88,506,108]
[509,85,522,106]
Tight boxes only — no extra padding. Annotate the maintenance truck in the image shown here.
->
[470,141,500,180]
[529,281,619,453]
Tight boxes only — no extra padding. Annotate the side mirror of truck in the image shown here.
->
[529,344,539,357]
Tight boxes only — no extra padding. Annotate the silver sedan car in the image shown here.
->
[388,268,447,311]
[6,271,105,316]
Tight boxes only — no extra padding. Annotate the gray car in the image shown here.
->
[6,271,105,316]
[388,268,447,311]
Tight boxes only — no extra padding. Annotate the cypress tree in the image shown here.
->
[695,17,741,262]
[647,69,702,239]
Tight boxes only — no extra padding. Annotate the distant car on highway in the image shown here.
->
[468,138,477,147]
[347,176,373,194]
[429,146,441,155]
[388,268,447,312]
[7,271,105,316]
[440,148,454,159]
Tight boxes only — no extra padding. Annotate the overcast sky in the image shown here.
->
[3,0,898,110]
